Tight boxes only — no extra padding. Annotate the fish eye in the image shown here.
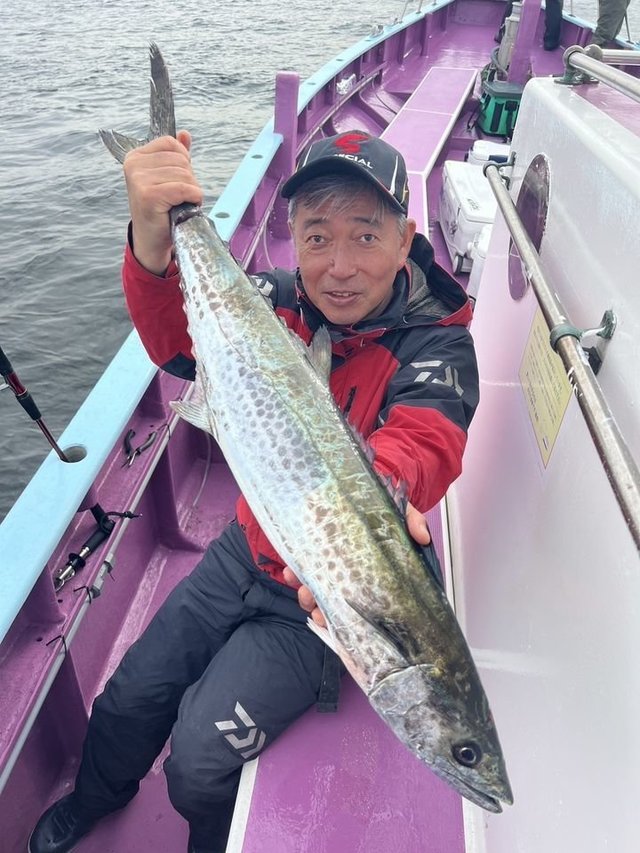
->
[452,741,482,767]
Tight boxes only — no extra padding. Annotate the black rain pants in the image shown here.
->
[73,519,341,851]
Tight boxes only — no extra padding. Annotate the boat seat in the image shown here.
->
[225,505,465,853]
[381,67,478,232]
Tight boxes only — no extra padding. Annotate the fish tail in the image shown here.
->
[148,42,177,139]
[99,42,176,164]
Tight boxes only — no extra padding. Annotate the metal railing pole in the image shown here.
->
[484,163,640,551]
[562,45,640,103]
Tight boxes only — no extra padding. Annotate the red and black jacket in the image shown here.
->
[123,232,479,584]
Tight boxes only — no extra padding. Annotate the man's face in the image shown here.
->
[291,192,416,326]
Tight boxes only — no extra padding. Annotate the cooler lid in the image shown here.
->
[443,161,497,223]
[470,140,511,162]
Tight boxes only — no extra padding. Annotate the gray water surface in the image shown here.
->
[0,0,634,519]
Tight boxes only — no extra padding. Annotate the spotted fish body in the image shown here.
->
[101,44,512,813]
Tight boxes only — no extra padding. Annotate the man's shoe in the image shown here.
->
[28,794,96,853]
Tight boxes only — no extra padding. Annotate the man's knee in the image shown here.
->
[164,720,242,814]
[165,754,239,816]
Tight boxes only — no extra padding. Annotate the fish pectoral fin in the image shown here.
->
[346,598,419,660]
[170,399,218,438]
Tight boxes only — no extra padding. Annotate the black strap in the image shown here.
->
[316,646,343,713]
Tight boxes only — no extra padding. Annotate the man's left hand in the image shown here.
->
[405,500,431,547]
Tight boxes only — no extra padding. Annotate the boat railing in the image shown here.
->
[560,45,640,102]
[484,160,640,553]
[1,0,455,652]
[392,0,438,25]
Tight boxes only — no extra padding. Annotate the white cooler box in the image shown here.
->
[438,160,497,274]
[467,224,492,300]
[466,140,511,166]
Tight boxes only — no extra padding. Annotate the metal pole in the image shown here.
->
[484,163,640,552]
[563,45,640,103]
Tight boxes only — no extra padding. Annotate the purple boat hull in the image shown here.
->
[2,2,638,851]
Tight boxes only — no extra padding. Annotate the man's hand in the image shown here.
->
[282,501,430,630]
[123,130,204,275]
[405,500,431,547]
[282,567,328,628]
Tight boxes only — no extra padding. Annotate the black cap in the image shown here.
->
[281,131,409,214]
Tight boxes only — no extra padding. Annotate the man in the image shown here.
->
[590,0,631,47]
[29,131,479,853]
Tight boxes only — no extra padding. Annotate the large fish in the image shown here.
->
[101,44,513,813]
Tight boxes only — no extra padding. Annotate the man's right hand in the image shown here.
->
[123,130,204,275]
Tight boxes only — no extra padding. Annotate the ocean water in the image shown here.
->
[0,0,635,519]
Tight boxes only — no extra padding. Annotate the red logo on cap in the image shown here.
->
[334,132,369,155]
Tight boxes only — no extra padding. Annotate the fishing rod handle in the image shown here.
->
[0,345,14,378]
[0,346,42,420]
[12,388,42,421]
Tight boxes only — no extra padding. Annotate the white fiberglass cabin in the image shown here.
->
[447,61,640,852]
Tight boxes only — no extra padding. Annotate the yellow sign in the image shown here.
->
[519,308,573,466]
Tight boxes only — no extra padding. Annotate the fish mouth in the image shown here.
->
[437,766,513,814]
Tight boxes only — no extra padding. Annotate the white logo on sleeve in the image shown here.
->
[410,360,463,396]
[252,276,274,298]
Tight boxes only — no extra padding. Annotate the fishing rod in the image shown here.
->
[0,344,70,463]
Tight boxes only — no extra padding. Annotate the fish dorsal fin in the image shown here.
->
[306,326,332,381]
[285,324,332,381]
[418,541,445,589]
[373,472,445,589]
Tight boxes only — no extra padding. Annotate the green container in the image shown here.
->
[478,79,523,138]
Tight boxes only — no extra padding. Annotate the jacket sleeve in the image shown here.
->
[122,228,281,380]
[122,232,197,379]
[368,324,479,512]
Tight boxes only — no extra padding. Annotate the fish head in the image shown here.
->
[369,663,513,812]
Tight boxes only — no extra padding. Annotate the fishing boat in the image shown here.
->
[1,1,639,850]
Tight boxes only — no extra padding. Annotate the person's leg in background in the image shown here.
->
[590,0,631,46]
[544,0,564,50]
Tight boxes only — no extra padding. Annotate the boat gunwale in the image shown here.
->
[0,2,454,648]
